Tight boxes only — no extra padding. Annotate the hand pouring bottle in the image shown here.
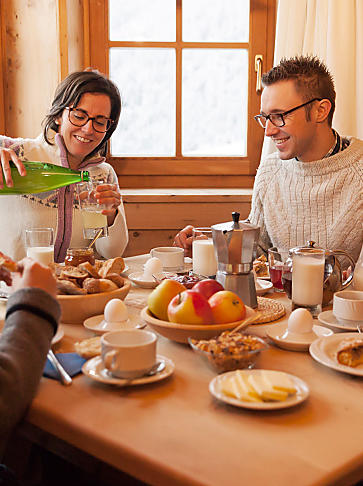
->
[0,161,89,194]
[211,212,260,308]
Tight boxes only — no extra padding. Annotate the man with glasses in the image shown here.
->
[174,56,362,263]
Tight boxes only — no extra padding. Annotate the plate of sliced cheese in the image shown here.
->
[209,369,309,410]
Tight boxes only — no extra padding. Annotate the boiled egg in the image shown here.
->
[287,308,313,334]
[104,298,128,324]
[143,257,163,280]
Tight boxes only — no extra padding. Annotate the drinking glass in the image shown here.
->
[25,228,54,265]
[192,227,218,277]
[268,248,290,293]
[292,248,325,315]
[76,179,109,239]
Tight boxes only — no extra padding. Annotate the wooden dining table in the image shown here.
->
[2,254,363,486]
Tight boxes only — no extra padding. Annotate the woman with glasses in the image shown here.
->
[0,70,128,262]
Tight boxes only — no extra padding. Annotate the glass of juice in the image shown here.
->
[76,179,109,239]
[25,228,54,265]
[268,248,290,293]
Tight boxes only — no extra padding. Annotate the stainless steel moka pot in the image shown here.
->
[211,212,260,308]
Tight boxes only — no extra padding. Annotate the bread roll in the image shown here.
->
[99,257,125,278]
[83,278,118,294]
[74,336,101,359]
[78,261,100,279]
[105,273,125,288]
[57,279,87,295]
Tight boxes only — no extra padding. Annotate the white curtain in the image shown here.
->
[262,0,363,159]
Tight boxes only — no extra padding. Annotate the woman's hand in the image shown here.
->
[95,183,121,226]
[173,225,195,258]
[0,147,26,189]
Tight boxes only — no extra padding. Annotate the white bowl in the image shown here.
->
[58,281,131,324]
[333,290,363,325]
[140,305,255,344]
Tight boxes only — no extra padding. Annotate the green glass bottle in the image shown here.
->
[0,161,90,194]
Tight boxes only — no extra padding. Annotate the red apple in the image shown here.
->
[167,290,214,325]
[192,279,224,300]
[208,290,246,324]
[148,279,186,321]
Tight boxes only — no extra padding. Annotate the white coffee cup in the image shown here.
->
[333,290,363,325]
[150,247,184,271]
[101,330,157,379]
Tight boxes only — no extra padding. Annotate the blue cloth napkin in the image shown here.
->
[43,353,87,380]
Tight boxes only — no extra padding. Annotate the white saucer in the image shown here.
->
[83,308,145,335]
[52,325,65,345]
[310,333,363,376]
[209,369,309,410]
[266,322,333,352]
[318,310,358,332]
[82,354,175,386]
[0,319,64,345]
[128,271,161,289]
[256,279,273,296]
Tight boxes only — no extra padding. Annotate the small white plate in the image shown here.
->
[82,354,175,386]
[318,310,358,332]
[209,369,309,410]
[309,332,363,376]
[52,325,65,345]
[128,271,159,289]
[83,308,145,335]
[266,323,333,352]
[0,319,64,345]
[255,279,273,296]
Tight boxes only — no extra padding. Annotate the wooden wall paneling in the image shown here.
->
[118,175,254,188]
[122,191,252,256]
[0,1,5,133]
[3,0,59,138]
[57,0,68,79]
[66,0,84,72]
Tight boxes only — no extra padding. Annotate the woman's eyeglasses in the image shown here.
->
[65,107,114,133]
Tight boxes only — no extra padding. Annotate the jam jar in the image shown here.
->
[65,248,95,266]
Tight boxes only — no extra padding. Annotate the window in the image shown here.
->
[87,0,276,187]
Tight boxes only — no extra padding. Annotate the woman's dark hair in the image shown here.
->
[43,70,121,159]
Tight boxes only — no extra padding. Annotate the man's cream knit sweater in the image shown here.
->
[249,137,363,262]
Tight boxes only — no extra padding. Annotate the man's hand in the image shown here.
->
[173,225,194,258]
[0,147,26,189]
[12,258,57,298]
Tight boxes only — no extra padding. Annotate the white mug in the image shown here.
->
[150,247,184,271]
[101,330,157,379]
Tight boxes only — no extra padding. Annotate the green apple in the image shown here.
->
[148,279,186,321]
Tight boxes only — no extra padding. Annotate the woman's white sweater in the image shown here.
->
[249,137,363,262]
[0,133,128,261]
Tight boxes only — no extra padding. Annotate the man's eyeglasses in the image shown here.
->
[254,98,322,128]
[65,107,114,133]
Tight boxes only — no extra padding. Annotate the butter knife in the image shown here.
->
[47,349,72,386]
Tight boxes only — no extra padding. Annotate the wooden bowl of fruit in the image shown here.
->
[140,278,255,343]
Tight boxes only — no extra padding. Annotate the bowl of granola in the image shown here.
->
[189,332,268,373]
